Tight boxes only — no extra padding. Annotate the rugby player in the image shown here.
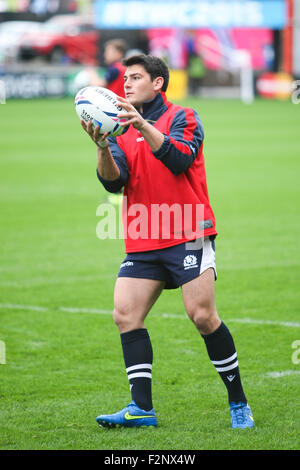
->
[81,54,254,430]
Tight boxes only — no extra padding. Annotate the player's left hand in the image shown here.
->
[116,96,147,131]
[81,119,109,148]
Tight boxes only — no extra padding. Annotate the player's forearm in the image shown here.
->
[97,146,121,181]
[139,121,164,153]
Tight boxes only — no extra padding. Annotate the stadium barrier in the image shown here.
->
[0,65,187,100]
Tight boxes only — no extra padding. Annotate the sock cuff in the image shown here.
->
[201,321,230,344]
[120,328,150,346]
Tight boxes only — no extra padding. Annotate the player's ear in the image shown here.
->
[153,76,164,92]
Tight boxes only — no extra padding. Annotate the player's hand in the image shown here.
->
[116,96,147,131]
[81,120,109,148]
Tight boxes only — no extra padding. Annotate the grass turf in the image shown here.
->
[0,96,299,450]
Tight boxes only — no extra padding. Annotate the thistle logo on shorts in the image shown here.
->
[183,255,198,270]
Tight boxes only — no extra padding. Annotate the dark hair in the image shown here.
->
[122,54,169,92]
[104,39,128,56]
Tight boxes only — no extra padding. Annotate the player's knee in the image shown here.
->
[187,304,217,331]
[113,307,127,330]
[113,307,139,333]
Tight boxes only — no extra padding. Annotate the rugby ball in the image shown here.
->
[74,86,125,137]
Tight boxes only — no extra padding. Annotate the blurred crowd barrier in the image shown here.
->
[0,64,189,100]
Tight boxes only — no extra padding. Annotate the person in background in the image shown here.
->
[88,38,128,98]
[86,39,129,205]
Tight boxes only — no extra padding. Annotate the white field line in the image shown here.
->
[265,370,300,378]
[226,317,300,329]
[0,303,111,315]
[1,303,299,380]
[0,303,48,312]
[60,306,112,315]
[0,303,299,328]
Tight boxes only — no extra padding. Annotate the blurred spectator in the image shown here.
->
[186,30,206,94]
[87,39,129,204]
[88,38,128,97]
[188,53,206,94]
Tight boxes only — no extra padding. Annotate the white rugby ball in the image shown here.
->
[74,86,125,137]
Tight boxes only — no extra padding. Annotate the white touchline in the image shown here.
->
[60,306,112,315]
[265,370,300,378]
[0,303,48,312]
[0,303,299,328]
[227,317,300,328]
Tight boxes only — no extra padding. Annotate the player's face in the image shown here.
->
[123,64,162,108]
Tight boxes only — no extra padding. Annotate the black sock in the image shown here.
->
[202,322,247,405]
[120,328,153,411]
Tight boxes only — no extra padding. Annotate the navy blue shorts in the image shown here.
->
[118,237,217,289]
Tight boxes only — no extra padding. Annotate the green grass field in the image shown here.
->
[0,96,299,451]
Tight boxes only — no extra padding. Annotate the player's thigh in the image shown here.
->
[181,268,219,330]
[113,277,165,326]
